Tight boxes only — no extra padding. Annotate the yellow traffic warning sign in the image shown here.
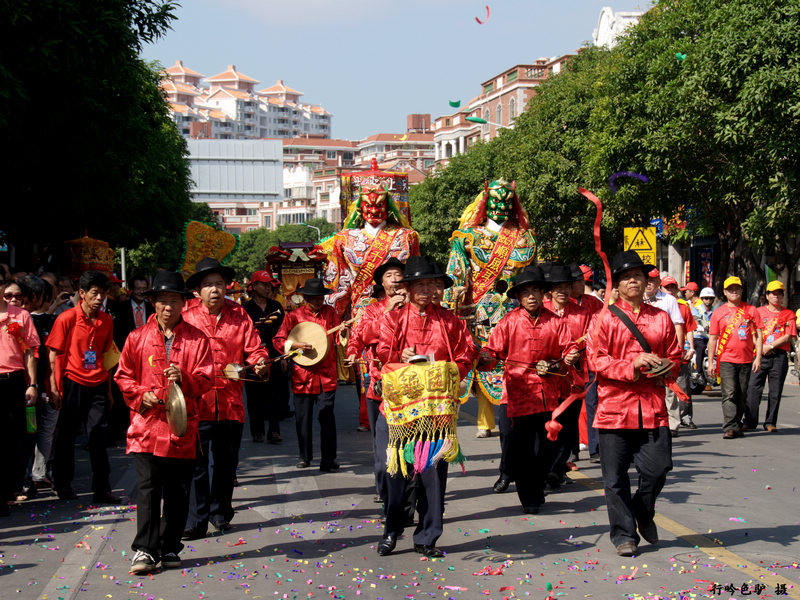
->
[623,227,656,266]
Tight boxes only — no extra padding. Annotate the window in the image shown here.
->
[326,150,337,159]
[507,70,518,82]
[263,215,272,228]
[509,98,516,121]
[445,118,450,126]
[496,104,502,126]
[483,82,493,94]
[483,109,490,132]
[343,151,354,161]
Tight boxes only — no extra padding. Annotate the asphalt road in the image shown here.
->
[2,376,799,600]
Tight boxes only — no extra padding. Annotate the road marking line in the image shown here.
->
[569,470,800,598]
[37,466,137,600]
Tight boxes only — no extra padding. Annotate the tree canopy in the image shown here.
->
[410,0,800,288]
[1,0,192,264]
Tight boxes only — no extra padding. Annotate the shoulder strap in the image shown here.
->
[608,304,652,353]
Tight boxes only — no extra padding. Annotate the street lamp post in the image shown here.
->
[298,222,321,242]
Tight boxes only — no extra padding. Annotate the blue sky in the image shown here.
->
[142,0,647,140]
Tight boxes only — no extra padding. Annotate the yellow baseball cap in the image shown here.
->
[723,276,742,289]
[766,280,785,293]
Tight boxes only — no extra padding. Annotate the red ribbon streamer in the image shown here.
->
[544,187,611,440]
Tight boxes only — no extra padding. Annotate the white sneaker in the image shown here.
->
[130,550,157,574]
[579,443,588,452]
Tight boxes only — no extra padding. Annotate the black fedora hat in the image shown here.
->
[611,250,656,278]
[146,271,190,298]
[546,264,574,285]
[508,265,551,298]
[296,278,333,296]
[567,262,583,282]
[373,257,405,285]
[402,256,453,288]
[186,257,236,289]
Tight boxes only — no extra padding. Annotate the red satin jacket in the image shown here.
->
[346,298,388,401]
[115,316,214,459]
[273,304,341,394]
[183,299,267,422]
[376,303,477,380]
[483,307,570,417]
[544,299,592,391]
[588,299,681,430]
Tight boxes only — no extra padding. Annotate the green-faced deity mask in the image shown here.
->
[486,180,513,223]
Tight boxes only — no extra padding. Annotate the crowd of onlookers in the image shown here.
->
[2,259,799,518]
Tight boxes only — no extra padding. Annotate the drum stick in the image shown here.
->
[326,317,357,335]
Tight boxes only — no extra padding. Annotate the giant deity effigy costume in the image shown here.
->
[443,180,537,436]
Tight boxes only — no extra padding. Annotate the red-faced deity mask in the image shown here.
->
[360,186,388,227]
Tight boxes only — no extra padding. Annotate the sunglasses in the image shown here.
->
[3,292,23,301]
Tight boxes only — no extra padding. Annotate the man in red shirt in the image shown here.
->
[480,264,573,512]
[182,258,269,539]
[588,251,681,557]
[274,278,342,471]
[744,280,796,432]
[661,276,698,429]
[374,256,476,558]
[707,276,763,439]
[346,258,406,503]
[47,271,119,503]
[115,271,214,574]
[570,262,603,315]
[542,265,590,489]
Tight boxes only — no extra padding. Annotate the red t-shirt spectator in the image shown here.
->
[756,305,797,352]
[709,303,761,364]
[46,303,114,389]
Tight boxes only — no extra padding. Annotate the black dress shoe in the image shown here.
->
[319,461,340,472]
[492,476,511,493]
[56,487,78,500]
[414,544,444,558]
[211,520,230,532]
[377,533,397,556]
[182,527,208,541]
[637,518,659,544]
[522,505,540,515]
[92,492,121,504]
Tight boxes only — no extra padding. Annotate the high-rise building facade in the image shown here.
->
[162,61,332,140]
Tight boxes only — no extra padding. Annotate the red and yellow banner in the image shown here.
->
[470,225,520,302]
[715,306,747,375]
[349,227,395,308]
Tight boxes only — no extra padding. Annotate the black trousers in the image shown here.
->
[187,419,243,531]
[376,413,446,546]
[598,427,672,546]
[549,395,581,480]
[496,403,512,479]
[366,397,386,499]
[584,372,599,455]
[719,362,751,432]
[132,453,193,560]
[0,372,27,505]
[745,350,788,428]
[506,411,553,508]
[244,363,289,438]
[52,377,111,494]
[294,389,337,465]
[373,409,418,519]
